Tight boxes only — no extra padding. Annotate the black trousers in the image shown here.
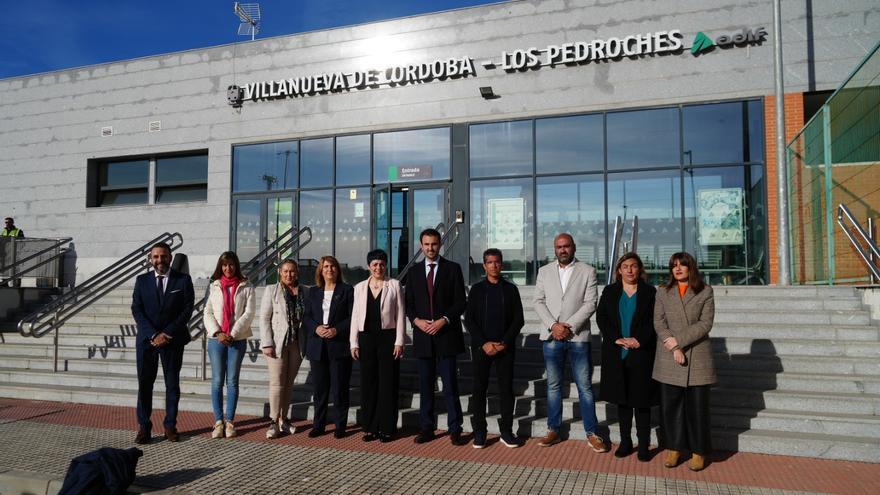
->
[660,383,712,455]
[358,328,400,435]
[311,349,352,431]
[135,342,184,430]
[470,347,515,435]
[617,405,651,445]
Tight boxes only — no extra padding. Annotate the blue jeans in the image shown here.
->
[543,339,598,434]
[208,338,247,422]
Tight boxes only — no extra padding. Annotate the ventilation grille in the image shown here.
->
[148,121,161,132]
[101,126,113,137]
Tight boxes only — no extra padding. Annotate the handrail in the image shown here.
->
[606,215,639,284]
[607,216,624,285]
[395,222,449,281]
[0,237,72,285]
[836,204,880,281]
[18,232,184,338]
[188,226,312,340]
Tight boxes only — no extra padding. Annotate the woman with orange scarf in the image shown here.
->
[203,251,256,439]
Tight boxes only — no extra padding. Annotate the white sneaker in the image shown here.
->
[266,422,280,439]
[280,420,297,435]
[211,420,225,439]
[225,421,238,438]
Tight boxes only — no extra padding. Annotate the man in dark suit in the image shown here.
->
[405,228,467,445]
[131,242,195,444]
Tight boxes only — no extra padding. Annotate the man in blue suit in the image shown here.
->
[131,242,194,444]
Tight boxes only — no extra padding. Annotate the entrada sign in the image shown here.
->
[228,27,766,106]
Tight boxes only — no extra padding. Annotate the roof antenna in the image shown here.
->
[234,2,261,41]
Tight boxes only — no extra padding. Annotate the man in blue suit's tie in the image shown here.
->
[131,242,194,444]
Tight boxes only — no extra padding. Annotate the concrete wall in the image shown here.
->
[0,0,878,280]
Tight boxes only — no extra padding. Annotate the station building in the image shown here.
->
[1,0,878,286]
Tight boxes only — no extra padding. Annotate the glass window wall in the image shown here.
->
[335,187,371,283]
[536,174,606,276]
[469,120,532,177]
[98,159,149,206]
[536,114,603,174]
[607,107,680,169]
[336,134,371,186]
[469,178,534,285]
[607,170,682,283]
[374,127,450,183]
[300,138,334,188]
[299,189,333,283]
[684,165,766,285]
[233,141,298,192]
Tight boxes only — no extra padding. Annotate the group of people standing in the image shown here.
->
[130,229,716,471]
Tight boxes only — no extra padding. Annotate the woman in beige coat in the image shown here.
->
[653,252,715,472]
[203,251,256,439]
[260,259,307,439]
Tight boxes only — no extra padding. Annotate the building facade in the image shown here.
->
[1,0,878,285]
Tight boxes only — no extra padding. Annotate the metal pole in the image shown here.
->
[201,330,208,381]
[53,313,59,373]
[773,0,791,285]
[869,217,878,284]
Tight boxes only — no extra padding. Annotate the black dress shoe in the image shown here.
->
[449,432,466,446]
[308,428,326,438]
[164,427,179,442]
[614,441,634,458]
[414,430,434,444]
[362,433,378,442]
[333,429,346,439]
[134,429,151,445]
[378,433,394,443]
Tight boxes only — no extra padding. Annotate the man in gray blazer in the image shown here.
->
[533,233,608,452]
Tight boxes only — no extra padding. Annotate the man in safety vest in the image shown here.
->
[1,217,23,238]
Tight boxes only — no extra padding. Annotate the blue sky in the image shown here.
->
[0,0,499,79]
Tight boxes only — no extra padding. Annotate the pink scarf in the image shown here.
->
[220,275,240,335]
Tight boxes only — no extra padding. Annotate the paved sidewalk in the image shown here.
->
[0,399,877,494]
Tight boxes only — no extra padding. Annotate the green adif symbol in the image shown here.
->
[691,31,715,55]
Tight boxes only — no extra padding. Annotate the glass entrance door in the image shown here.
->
[233,194,295,282]
[373,184,448,278]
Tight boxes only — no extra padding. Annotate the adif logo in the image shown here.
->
[691,27,768,56]
[691,32,715,55]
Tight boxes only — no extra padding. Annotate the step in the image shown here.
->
[713,309,871,326]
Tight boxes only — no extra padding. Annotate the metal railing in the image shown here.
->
[606,215,639,285]
[836,204,880,282]
[396,222,445,282]
[396,221,464,283]
[17,232,183,372]
[188,226,312,380]
[0,237,72,286]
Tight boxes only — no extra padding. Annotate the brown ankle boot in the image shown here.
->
[689,453,706,471]
[664,450,680,468]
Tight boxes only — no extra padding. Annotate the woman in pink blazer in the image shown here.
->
[350,249,406,442]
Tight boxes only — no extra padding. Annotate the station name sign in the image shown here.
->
[228,27,765,106]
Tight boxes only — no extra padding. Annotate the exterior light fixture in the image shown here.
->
[479,86,498,99]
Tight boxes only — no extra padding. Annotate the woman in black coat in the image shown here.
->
[303,255,354,439]
[597,252,658,461]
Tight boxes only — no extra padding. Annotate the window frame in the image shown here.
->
[88,150,208,208]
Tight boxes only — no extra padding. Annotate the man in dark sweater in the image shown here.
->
[464,248,524,448]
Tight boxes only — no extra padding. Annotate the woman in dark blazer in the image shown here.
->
[653,251,715,472]
[303,255,354,439]
[597,253,658,462]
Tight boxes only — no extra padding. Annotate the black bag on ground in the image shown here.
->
[57,447,143,495]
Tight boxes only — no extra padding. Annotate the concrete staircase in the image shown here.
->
[0,284,878,462]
